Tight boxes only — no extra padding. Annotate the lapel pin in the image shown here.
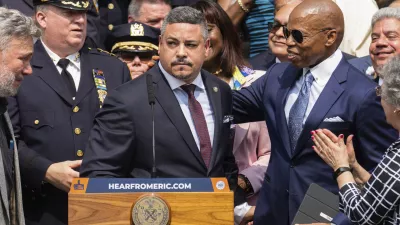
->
[213,87,218,92]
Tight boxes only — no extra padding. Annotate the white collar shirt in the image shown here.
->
[284,49,343,124]
[41,40,81,93]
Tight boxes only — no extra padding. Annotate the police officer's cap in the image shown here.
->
[33,0,90,11]
[110,23,160,54]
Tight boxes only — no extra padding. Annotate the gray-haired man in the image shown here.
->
[0,6,40,225]
[80,6,248,224]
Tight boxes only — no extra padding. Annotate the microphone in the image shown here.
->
[146,74,157,178]
[146,73,155,105]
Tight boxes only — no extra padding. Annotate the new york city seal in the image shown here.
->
[132,194,170,225]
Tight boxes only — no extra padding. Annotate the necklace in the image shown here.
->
[213,68,223,75]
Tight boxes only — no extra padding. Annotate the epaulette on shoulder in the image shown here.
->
[88,47,117,57]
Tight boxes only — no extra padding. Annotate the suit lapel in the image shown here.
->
[202,72,222,174]
[275,65,302,156]
[32,41,74,106]
[152,66,207,170]
[74,48,95,106]
[0,115,9,222]
[293,60,348,156]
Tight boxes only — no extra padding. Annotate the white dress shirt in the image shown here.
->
[285,49,343,124]
[159,62,215,150]
[41,40,81,92]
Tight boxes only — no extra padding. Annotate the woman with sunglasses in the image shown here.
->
[309,55,400,224]
[192,1,271,224]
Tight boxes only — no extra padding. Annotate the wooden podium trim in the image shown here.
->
[69,192,233,225]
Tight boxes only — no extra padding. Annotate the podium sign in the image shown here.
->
[68,178,233,225]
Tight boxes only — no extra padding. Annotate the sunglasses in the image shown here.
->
[268,21,285,33]
[283,26,333,44]
[375,86,382,96]
[118,51,156,62]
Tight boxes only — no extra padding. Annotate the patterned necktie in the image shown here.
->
[57,58,76,98]
[288,71,314,152]
[181,84,212,168]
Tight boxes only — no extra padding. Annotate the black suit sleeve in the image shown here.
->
[7,95,53,190]
[80,88,135,177]
[221,85,246,206]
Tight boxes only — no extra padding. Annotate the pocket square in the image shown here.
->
[323,116,344,122]
[223,115,234,123]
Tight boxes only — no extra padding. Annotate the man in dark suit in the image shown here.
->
[232,1,398,225]
[350,7,400,86]
[7,1,131,225]
[80,6,249,224]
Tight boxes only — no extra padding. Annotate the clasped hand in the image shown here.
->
[311,129,356,171]
[44,160,82,192]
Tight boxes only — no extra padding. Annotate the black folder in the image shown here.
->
[291,183,339,225]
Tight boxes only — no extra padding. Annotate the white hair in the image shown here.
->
[382,55,400,108]
[0,7,40,51]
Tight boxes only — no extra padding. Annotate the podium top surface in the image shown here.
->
[70,178,231,194]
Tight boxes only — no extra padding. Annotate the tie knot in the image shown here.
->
[57,58,70,70]
[181,84,196,95]
[305,71,314,84]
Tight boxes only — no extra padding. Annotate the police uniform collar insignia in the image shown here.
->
[92,69,108,108]
[130,23,145,36]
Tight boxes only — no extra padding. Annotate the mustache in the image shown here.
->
[171,59,193,67]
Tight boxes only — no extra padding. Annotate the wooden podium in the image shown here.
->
[68,178,234,225]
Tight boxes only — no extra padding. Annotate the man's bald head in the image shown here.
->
[290,0,344,47]
[286,0,345,68]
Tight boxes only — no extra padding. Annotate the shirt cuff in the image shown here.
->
[234,202,251,225]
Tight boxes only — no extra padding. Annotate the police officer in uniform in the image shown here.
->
[0,0,102,48]
[110,22,160,79]
[7,1,131,224]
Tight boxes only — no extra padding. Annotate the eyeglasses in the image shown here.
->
[375,86,382,96]
[283,26,333,44]
[268,21,285,33]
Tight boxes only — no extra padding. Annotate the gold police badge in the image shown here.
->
[132,194,170,225]
[130,23,145,36]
